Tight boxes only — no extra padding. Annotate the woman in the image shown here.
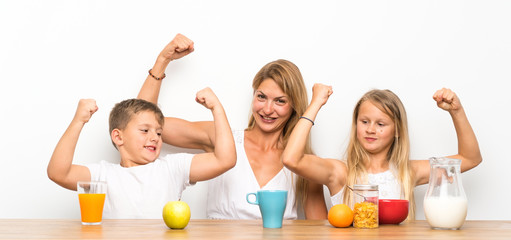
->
[137,33,327,219]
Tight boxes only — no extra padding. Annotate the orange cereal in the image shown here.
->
[353,201,378,228]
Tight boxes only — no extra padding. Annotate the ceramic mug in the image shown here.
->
[246,190,288,228]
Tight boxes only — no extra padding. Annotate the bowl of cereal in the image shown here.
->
[378,199,409,224]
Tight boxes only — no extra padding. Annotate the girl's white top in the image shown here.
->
[330,169,402,206]
[207,130,298,219]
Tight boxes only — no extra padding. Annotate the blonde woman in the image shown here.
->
[138,34,327,219]
[282,84,482,219]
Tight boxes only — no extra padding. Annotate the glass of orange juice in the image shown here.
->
[77,181,107,225]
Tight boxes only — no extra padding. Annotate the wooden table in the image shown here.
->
[1,219,510,239]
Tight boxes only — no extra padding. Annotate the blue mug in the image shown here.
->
[246,190,288,228]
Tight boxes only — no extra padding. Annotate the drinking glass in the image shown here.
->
[77,181,107,225]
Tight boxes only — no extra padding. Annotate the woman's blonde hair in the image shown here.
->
[342,89,416,219]
[246,59,312,204]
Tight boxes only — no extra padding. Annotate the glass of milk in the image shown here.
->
[423,157,467,230]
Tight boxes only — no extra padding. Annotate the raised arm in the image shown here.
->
[189,88,236,183]
[47,99,97,190]
[137,34,215,152]
[282,84,346,196]
[138,33,194,103]
[414,88,483,185]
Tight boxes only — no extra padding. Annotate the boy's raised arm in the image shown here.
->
[189,88,236,183]
[47,99,96,190]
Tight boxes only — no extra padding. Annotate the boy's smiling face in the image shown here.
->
[115,110,163,167]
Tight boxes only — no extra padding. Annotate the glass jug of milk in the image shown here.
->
[423,157,467,230]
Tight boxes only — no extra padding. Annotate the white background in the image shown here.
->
[1,0,510,220]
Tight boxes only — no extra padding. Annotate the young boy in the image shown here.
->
[47,88,236,218]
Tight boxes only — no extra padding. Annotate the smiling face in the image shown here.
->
[356,100,396,156]
[115,110,163,167]
[251,78,293,134]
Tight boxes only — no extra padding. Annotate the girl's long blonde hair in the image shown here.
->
[342,89,416,219]
[246,59,312,204]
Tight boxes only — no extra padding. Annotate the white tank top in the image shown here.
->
[206,130,298,219]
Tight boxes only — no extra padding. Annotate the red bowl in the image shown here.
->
[379,199,409,224]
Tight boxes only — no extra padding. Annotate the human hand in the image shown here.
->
[311,83,333,107]
[159,33,194,61]
[73,99,98,124]
[433,88,462,112]
[195,87,220,111]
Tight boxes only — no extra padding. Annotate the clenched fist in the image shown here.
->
[433,88,462,112]
[311,83,333,107]
[195,87,220,110]
[159,33,194,61]
[73,99,98,124]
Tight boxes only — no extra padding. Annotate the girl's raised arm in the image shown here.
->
[414,88,482,185]
[282,84,346,196]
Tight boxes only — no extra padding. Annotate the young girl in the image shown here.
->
[282,84,482,219]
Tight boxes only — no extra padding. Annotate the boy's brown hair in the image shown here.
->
[109,98,165,148]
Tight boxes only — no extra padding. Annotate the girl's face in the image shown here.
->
[251,78,293,134]
[356,101,396,156]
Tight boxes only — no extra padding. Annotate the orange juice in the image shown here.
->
[78,193,106,224]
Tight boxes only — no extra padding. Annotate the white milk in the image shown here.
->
[423,197,467,229]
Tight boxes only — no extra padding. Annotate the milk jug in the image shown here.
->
[423,157,467,230]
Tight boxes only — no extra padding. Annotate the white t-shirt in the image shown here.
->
[330,170,402,206]
[207,130,298,219]
[86,153,194,219]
